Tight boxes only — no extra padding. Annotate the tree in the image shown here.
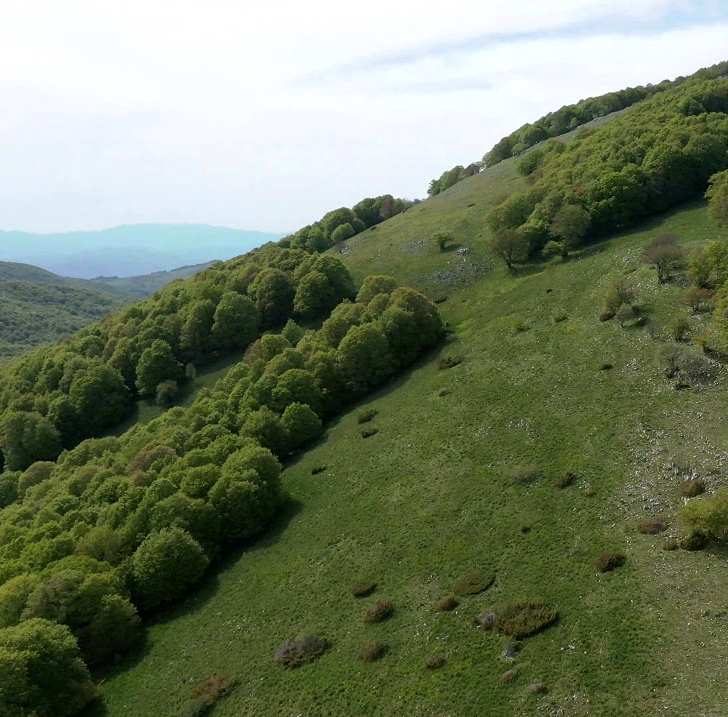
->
[130,527,209,611]
[69,363,130,434]
[642,234,685,283]
[706,170,728,226]
[250,268,294,328]
[432,232,453,251]
[293,271,333,319]
[281,403,322,450]
[0,618,97,717]
[135,340,182,397]
[180,300,216,358]
[331,222,356,243]
[549,204,591,256]
[155,380,179,407]
[211,292,258,351]
[271,368,323,414]
[337,323,392,393]
[356,275,398,304]
[0,411,61,471]
[488,230,530,270]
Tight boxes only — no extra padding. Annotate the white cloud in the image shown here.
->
[0,1,725,232]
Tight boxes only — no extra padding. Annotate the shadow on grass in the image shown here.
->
[80,497,303,717]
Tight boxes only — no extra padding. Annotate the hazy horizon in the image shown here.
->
[0,2,726,235]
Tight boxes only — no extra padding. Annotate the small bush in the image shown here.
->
[438,355,463,370]
[512,320,530,333]
[683,286,714,313]
[495,600,559,639]
[552,311,568,324]
[599,309,616,322]
[311,465,327,475]
[453,570,495,596]
[680,530,708,551]
[509,464,543,485]
[359,640,387,662]
[527,682,548,695]
[425,654,446,670]
[595,552,626,573]
[500,669,518,684]
[351,581,377,598]
[275,635,330,668]
[435,594,459,612]
[555,472,577,489]
[637,518,667,535]
[364,600,394,624]
[179,675,237,717]
[357,408,378,424]
[433,232,453,252]
[680,478,705,497]
[475,610,497,630]
[603,277,635,315]
[360,427,379,439]
[670,316,691,343]
[599,362,614,370]
[663,538,679,551]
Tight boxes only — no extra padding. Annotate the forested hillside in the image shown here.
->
[4,63,728,717]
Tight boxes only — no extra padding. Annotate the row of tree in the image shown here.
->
[486,77,728,268]
[0,270,443,716]
[280,194,413,253]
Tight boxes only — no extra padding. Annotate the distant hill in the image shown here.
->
[0,224,280,278]
[0,260,211,358]
[89,262,213,298]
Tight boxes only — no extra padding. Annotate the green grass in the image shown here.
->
[94,174,728,716]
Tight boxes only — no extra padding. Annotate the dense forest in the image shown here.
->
[0,225,443,715]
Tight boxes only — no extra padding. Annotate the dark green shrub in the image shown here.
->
[555,472,577,489]
[599,362,614,370]
[351,581,377,598]
[360,428,379,439]
[359,640,387,662]
[425,653,446,669]
[364,600,393,624]
[637,518,667,535]
[680,530,708,551]
[438,355,463,370]
[495,600,559,638]
[595,552,626,573]
[435,594,459,612]
[670,316,691,342]
[274,635,329,668]
[311,465,327,476]
[357,408,378,424]
[453,570,495,596]
[155,380,179,407]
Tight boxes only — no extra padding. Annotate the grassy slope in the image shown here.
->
[95,147,728,715]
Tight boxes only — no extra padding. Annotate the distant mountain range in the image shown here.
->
[0,260,210,359]
[0,224,281,278]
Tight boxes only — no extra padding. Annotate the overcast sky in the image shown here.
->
[1,0,727,234]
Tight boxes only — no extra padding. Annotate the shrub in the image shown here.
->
[599,362,613,370]
[509,465,542,485]
[555,472,577,489]
[595,552,626,573]
[351,581,377,598]
[274,635,329,668]
[130,527,209,611]
[500,669,518,684]
[680,530,708,551]
[603,277,634,315]
[0,618,97,717]
[281,402,322,450]
[683,287,714,313]
[438,355,463,370]
[360,640,387,662]
[433,232,453,251]
[364,600,394,624]
[528,682,548,694]
[360,428,379,439]
[680,478,705,497]
[659,344,718,387]
[178,675,237,717]
[495,601,558,639]
[435,594,459,612]
[311,465,327,475]
[670,316,691,343]
[637,518,667,535]
[663,538,679,551]
[357,408,378,424]
[156,379,179,407]
[475,610,497,630]
[642,235,685,283]
[682,490,728,541]
[453,570,495,596]
[425,654,446,669]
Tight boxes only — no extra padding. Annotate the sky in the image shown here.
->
[0,0,727,234]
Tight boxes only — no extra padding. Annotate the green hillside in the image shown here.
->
[0,262,210,359]
[96,176,728,715]
[3,67,728,717]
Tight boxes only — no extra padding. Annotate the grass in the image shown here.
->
[96,170,728,715]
